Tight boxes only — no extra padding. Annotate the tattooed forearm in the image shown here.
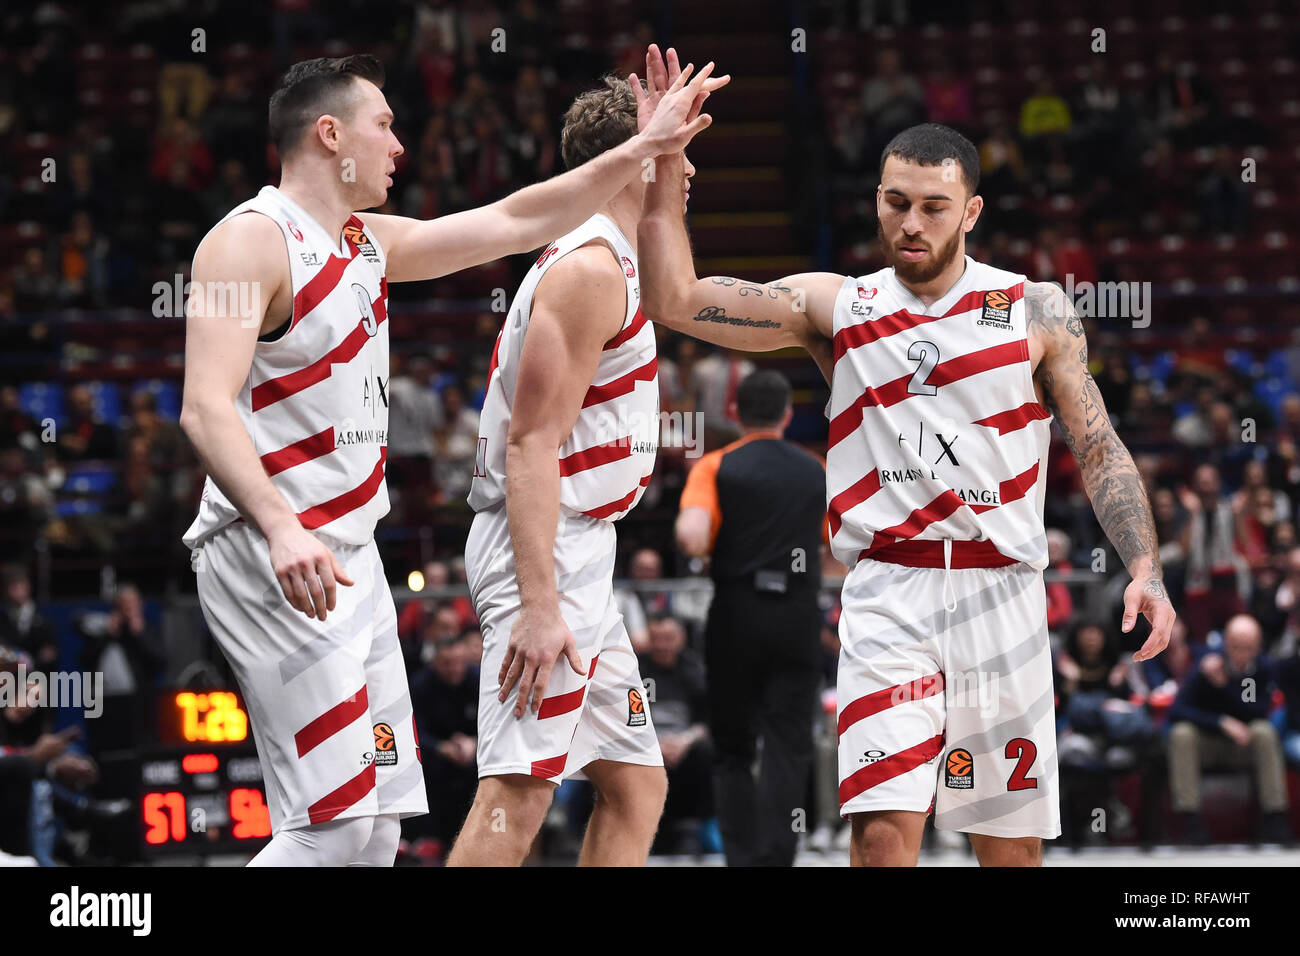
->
[692,306,782,329]
[1028,280,1163,579]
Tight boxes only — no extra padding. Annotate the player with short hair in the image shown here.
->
[446,67,723,867]
[180,53,717,866]
[635,47,1176,866]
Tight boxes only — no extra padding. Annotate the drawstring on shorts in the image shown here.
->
[942,538,958,614]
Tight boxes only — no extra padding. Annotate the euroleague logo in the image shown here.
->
[372,722,397,766]
[944,747,973,789]
[626,688,647,727]
[978,289,1014,330]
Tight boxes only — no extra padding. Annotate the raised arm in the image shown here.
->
[361,62,724,283]
[1027,280,1175,661]
[179,215,354,621]
[496,245,626,717]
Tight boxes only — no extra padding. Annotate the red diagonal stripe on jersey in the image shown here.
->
[833,285,1024,362]
[531,753,568,778]
[308,763,377,824]
[838,672,944,739]
[295,685,369,758]
[291,254,351,332]
[297,447,388,529]
[582,355,657,408]
[828,340,1029,450]
[971,401,1051,436]
[253,285,389,412]
[875,489,966,541]
[260,427,336,477]
[969,461,1040,514]
[828,468,881,537]
[558,437,633,477]
[537,654,600,719]
[839,734,945,806]
[582,472,652,519]
[604,305,648,350]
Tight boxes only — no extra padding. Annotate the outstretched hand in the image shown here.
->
[1122,575,1176,662]
[631,44,729,140]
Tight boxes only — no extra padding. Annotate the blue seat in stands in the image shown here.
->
[18,382,64,425]
[55,498,104,517]
[1265,351,1291,381]
[64,463,117,495]
[84,381,122,427]
[1147,351,1176,384]
[1255,377,1292,418]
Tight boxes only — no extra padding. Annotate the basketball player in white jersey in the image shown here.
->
[445,71,720,866]
[635,47,1175,866]
[179,53,719,866]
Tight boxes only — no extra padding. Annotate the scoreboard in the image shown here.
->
[137,689,272,857]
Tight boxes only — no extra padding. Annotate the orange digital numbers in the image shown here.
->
[142,791,187,845]
[175,691,249,743]
[230,788,272,839]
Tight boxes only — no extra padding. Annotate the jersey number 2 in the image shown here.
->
[906,340,940,396]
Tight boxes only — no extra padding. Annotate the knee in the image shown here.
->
[1169,722,1199,748]
[597,767,667,822]
[476,775,554,831]
[1248,720,1280,745]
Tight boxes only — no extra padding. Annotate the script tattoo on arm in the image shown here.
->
[1027,281,1162,578]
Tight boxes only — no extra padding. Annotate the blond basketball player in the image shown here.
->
[179,53,719,866]
[445,70,722,867]
[635,47,1176,867]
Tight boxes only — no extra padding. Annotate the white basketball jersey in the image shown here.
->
[825,256,1051,569]
[468,213,658,521]
[183,186,391,549]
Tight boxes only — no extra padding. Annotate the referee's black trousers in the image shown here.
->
[704,583,821,867]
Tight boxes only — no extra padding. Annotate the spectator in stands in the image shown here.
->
[1018,78,1072,164]
[1150,54,1216,149]
[1271,548,1300,658]
[689,343,754,446]
[387,354,445,523]
[408,628,479,859]
[923,63,972,129]
[57,386,117,463]
[1198,145,1251,237]
[0,565,57,668]
[1045,529,1075,640]
[123,390,184,471]
[639,616,712,852]
[1056,620,1155,770]
[202,158,256,225]
[0,447,52,562]
[978,121,1026,198]
[1278,652,1300,767]
[861,50,925,157]
[1167,614,1291,843]
[415,602,467,674]
[1179,464,1248,642]
[11,247,59,315]
[0,387,39,453]
[433,385,480,502]
[1137,617,1194,725]
[76,584,164,755]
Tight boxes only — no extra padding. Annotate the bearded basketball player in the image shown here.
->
[635,46,1176,867]
[179,53,718,866]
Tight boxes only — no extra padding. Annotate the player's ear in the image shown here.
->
[964,194,983,233]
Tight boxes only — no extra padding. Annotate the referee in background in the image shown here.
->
[676,370,827,866]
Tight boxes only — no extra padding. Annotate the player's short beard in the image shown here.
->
[878,219,963,285]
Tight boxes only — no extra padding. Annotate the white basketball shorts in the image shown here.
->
[836,555,1060,839]
[465,504,662,783]
[192,521,428,832]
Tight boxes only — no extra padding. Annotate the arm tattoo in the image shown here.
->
[1027,281,1163,579]
[709,275,780,299]
[692,306,782,330]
